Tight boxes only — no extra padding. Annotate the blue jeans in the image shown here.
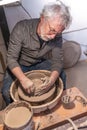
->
[1,60,66,105]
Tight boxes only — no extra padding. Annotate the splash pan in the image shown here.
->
[10,70,63,113]
[17,72,56,103]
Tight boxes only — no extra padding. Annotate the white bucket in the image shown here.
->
[4,101,34,130]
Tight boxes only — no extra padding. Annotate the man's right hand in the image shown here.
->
[20,77,35,95]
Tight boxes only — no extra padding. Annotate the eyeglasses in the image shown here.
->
[46,20,63,36]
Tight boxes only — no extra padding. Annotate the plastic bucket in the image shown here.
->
[4,101,34,130]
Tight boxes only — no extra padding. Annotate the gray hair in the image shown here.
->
[41,1,72,28]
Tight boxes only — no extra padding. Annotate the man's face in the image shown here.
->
[38,17,64,41]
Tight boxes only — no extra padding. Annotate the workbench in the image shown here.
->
[34,87,87,130]
[0,87,87,130]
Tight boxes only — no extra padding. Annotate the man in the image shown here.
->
[2,1,72,105]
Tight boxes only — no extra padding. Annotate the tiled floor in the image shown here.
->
[65,60,87,98]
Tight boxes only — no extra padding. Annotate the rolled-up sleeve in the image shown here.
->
[7,21,24,70]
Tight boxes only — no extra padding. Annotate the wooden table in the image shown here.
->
[0,87,87,130]
[33,87,87,130]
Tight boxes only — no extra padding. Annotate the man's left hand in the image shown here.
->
[34,77,53,96]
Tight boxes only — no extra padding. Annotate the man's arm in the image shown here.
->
[49,70,59,84]
[11,67,34,94]
[35,36,63,96]
[7,21,34,94]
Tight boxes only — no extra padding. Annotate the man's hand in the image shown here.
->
[20,77,35,96]
[35,77,53,96]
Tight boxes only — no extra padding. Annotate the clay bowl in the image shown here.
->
[17,72,56,103]
[10,70,63,113]
[61,94,75,109]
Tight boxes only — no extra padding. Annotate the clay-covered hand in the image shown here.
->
[35,77,54,96]
[20,77,35,96]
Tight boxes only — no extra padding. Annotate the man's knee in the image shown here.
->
[1,69,14,105]
[1,88,11,106]
[60,70,66,90]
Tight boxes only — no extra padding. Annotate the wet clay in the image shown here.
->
[18,84,56,103]
[18,72,56,103]
[5,106,31,128]
[10,70,63,113]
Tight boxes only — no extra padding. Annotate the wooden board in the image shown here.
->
[0,125,4,130]
[0,87,87,130]
[33,87,87,130]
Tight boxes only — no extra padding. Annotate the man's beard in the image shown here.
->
[39,25,52,41]
[39,34,51,41]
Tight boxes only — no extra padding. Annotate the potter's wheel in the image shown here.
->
[18,72,56,103]
[10,70,63,113]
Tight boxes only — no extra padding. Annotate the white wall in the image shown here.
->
[21,0,87,31]
[4,0,87,60]
[4,5,30,33]
[21,0,56,18]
